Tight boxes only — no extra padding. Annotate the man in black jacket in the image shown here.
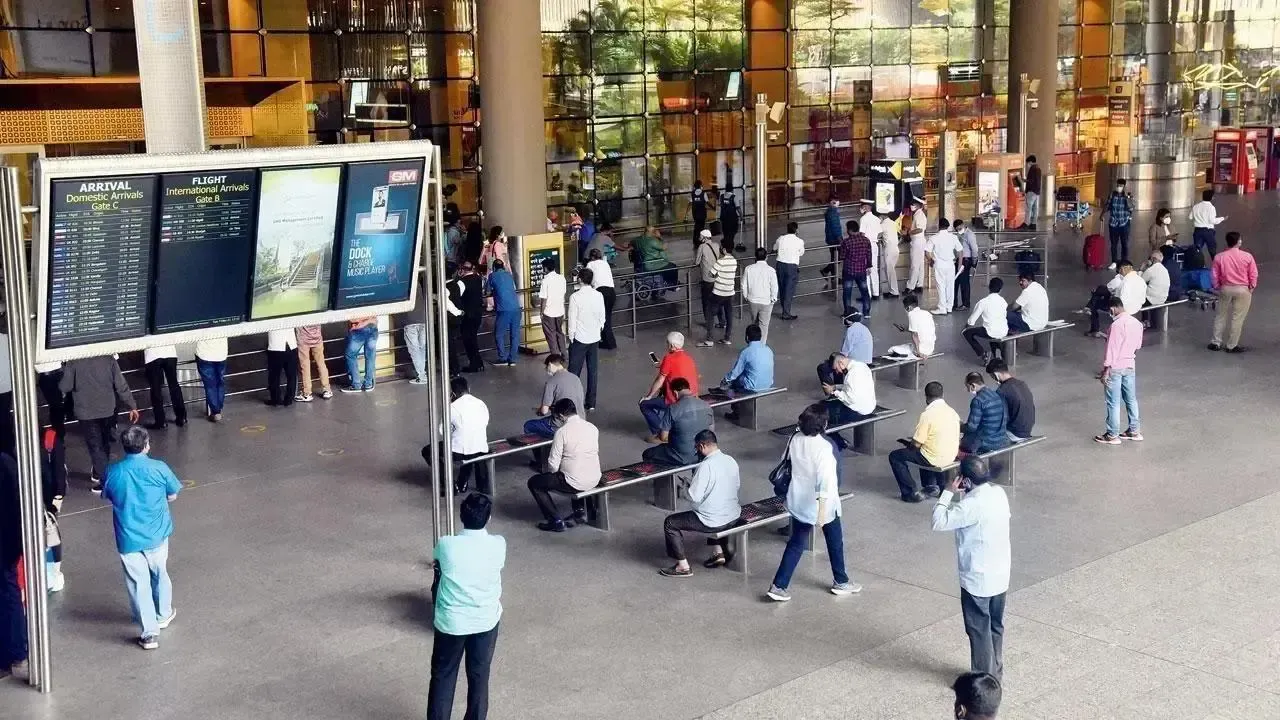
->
[457,261,485,373]
[60,355,140,492]
[0,453,26,679]
[986,359,1035,442]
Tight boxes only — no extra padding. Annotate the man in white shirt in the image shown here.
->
[448,376,490,495]
[888,293,937,359]
[1085,260,1145,337]
[1008,272,1048,333]
[821,353,876,451]
[566,267,606,412]
[585,248,617,350]
[659,429,742,577]
[1140,248,1171,329]
[857,199,881,297]
[931,456,1011,679]
[961,278,1009,363]
[526,398,600,532]
[264,330,299,408]
[143,345,187,429]
[906,197,929,292]
[537,258,568,356]
[880,213,901,297]
[1189,188,1226,258]
[194,337,229,422]
[927,217,963,314]
[773,222,805,319]
[741,248,779,343]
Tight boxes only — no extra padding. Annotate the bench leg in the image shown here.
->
[1159,306,1170,333]
[897,362,920,391]
[1003,339,1017,368]
[1032,331,1054,358]
[653,475,678,511]
[1004,452,1017,488]
[725,532,747,574]
[482,459,497,497]
[585,494,610,530]
[852,424,875,455]
[730,398,758,431]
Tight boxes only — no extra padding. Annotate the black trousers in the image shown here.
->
[426,624,499,720]
[567,340,599,408]
[599,286,617,349]
[461,315,483,369]
[707,295,732,341]
[81,416,115,480]
[145,358,188,425]
[692,213,706,240]
[0,392,12,458]
[1086,285,1112,333]
[962,326,1003,359]
[451,451,490,495]
[37,370,70,434]
[265,350,299,406]
[663,510,735,561]
[955,257,975,308]
[446,319,464,376]
[527,471,584,522]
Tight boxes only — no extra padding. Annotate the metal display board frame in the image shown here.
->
[33,141,435,364]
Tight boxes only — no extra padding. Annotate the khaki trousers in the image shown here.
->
[298,344,331,395]
[1211,285,1252,349]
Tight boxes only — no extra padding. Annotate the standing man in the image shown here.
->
[456,262,485,373]
[143,345,186,430]
[659,429,742,577]
[1101,177,1134,269]
[566,267,606,412]
[928,217,962,314]
[1007,272,1048,334]
[427,493,505,720]
[100,426,182,650]
[61,355,140,491]
[823,198,842,288]
[526,399,601,532]
[448,376,490,494]
[879,211,901,298]
[953,218,980,311]
[695,228,721,341]
[840,220,874,318]
[962,278,1009,364]
[1208,231,1258,353]
[906,196,928,293]
[402,275,429,385]
[857,199,881,298]
[1189,188,1226,258]
[486,259,521,367]
[537,257,568,358]
[1095,296,1143,445]
[888,381,960,502]
[194,337,228,422]
[932,456,1011,680]
[707,243,738,346]
[0,453,24,677]
[341,316,380,392]
[774,222,805,320]
[264,328,299,407]
[741,248,778,343]
[719,184,742,252]
[1022,154,1042,229]
[687,179,708,239]
[585,248,617,350]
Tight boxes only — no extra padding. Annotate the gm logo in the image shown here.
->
[389,169,420,184]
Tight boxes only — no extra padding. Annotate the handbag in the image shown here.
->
[769,433,796,498]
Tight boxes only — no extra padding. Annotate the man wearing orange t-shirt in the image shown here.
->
[639,332,699,441]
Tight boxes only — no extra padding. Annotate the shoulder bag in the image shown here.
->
[769,433,796,497]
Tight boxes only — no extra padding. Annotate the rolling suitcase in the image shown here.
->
[1083,233,1105,270]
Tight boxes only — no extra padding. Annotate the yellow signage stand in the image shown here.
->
[516,231,565,353]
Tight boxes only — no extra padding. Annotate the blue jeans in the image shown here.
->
[120,540,173,639]
[494,310,522,363]
[195,359,226,415]
[1006,309,1031,333]
[842,272,870,316]
[523,417,557,438]
[345,325,379,389]
[771,516,848,590]
[777,262,799,315]
[639,397,669,436]
[1,565,25,667]
[403,322,428,381]
[1104,367,1139,436]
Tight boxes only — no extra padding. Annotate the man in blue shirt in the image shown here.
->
[960,372,1009,455]
[100,426,182,650]
[486,259,522,366]
[429,493,506,720]
[818,311,872,387]
[721,324,774,394]
[1102,178,1134,270]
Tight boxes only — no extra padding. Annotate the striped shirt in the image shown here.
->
[712,253,738,297]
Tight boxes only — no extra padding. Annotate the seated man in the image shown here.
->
[887,292,937,359]
[642,378,712,467]
[1007,272,1049,334]
[961,278,1009,364]
[658,430,742,577]
[523,353,585,465]
[1081,261,1145,338]
[986,359,1035,442]
[721,323,774,394]
[960,372,1009,454]
[634,227,679,290]
[1139,248,1171,329]
[888,381,960,503]
[821,353,876,451]
[639,332,698,442]
[526,399,601,532]
[817,311,872,386]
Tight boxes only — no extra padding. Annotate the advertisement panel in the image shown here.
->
[250,166,342,320]
[334,159,425,309]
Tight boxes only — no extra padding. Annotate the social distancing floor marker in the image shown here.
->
[240,424,266,434]
[317,448,345,457]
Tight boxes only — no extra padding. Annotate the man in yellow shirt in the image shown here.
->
[889,381,961,503]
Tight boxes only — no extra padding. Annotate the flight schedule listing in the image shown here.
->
[152,170,257,333]
[47,175,157,348]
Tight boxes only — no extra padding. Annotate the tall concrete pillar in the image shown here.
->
[132,0,208,153]
[1144,0,1175,134]
[1008,0,1059,208]
[476,0,546,236]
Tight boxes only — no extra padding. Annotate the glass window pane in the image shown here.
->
[594,74,645,116]
[543,0,590,31]
[593,32,644,74]
[1112,25,1144,56]
[588,0,642,31]
[994,0,1010,26]
[948,28,979,62]
[696,112,745,150]
[695,71,743,111]
[267,33,338,80]
[910,99,944,133]
[832,66,871,104]
[412,78,475,126]
[407,33,476,79]
[832,2,872,29]
[951,0,978,27]
[5,30,93,75]
[1058,25,1078,58]
[912,65,941,98]
[647,72,693,114]
[872,65,911,101]
[545,76,591,117]
[695,31,744,70]
[342,34,410,81]
[696,0,744,30]
[650,153,696,192]
[792,0,832,30]
[543,33,590,76]
[547,119,590,162]
[200,32,261,78]
[647,32,694,72]
[832,30,872,66]
[871,100,909,134]
[791,68,831,106]
[1112,0,1143,23]
[873,29,911,65]
[750,30,788,68]
[648,116,695,154]
[913,0,949,27]
[264,1,325,30]
[594,117,646,157]
[872,0,911,28]
[1057,57,1078,89]
[793,30,832,67]
[646,1,694,30]
[92,31,139,76]
[991,27,1009,60]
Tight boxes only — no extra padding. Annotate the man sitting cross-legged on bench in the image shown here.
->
[719,323,774,424]
[887,292,936,359]
[659,430,742,578]
[1007,271,1049,334]
[888,381,961,503]
[643,378,713,467]
[526,399,601,532]
[821,353,876,452]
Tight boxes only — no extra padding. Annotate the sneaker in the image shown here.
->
[717,339,732,345]
[1119,430,1144,442]
[1094,433,1121,445]
[902,492,925,503]
[138,635,159,650]
[340,386,363,394]
[659,565,693,578]
[536,520,566,533]
[1225,346,1248,354]
[409,378,429,385]
[362,385,375,392]
[158,609,176,630]
[830,582,863,596]
[320,389,334,400]
[696,340,713,347]
[211,413,222,423]
[702,554,728,569]
[48,570,65,593]
[766,585,791,602]
[1207,343,1222,351]
[930,309,949,315]
[89,478,103,495]
[1108,262,1117,270]
[924,485,942,498]
[295,393,313,403]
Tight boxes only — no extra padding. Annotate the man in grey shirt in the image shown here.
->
[60,355,139,491]
[659,430,742,577]
[642,378,711,467]
[523,353,586,467]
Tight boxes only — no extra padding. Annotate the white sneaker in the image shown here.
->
[1107,262,1117,270]
[47,569,65,593]
[158,609,176,630]
[409,378,429,385]
[295,393,313,403]
[830,581,863,596]
[320,389,334,400]
[696,340,713,347]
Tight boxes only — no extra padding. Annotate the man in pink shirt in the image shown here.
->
[1208,231,1258,353]
[1095,296,1143,446]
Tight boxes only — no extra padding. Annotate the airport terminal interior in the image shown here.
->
[3,1,1280,719]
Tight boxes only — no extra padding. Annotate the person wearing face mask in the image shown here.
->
[1189,188,1226,258]
[523,353,585,467]
[1101,178,1133,270]
[1147,208,1178,255]
[658,430,741,577]
[478,226,509,273]
[526,398,600,532]
[960,372,1009,455]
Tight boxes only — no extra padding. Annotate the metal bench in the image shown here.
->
[698,386,788,430]
[997,320,1074,367]
[770,405,906,456]
[562,459,699,530]
[922,435,1047,488]
[1138,297,1189,333]
[458,433,554,493]
[870,353,943,391]
[708,492,856,575]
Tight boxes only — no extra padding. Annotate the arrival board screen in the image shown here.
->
[334,159,424,309]
[250,165,342,320]
[46,175,156,348]
[150,170,257,333]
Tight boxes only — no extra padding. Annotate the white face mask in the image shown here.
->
[1162,217,1171,225]
[1116,185,1124,193]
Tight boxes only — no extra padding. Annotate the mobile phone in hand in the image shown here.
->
[894,323,906,332]
[648,352,660,365]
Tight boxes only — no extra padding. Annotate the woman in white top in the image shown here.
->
[585,248,617,350]
[767,404,861,602]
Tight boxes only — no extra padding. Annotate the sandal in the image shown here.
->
[702,554,727,569]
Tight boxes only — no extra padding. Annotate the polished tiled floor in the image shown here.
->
[4,192,1279,719]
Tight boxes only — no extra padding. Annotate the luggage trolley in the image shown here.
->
[1054,185,1091,230]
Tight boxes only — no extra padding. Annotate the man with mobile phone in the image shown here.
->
[639,332,699,442]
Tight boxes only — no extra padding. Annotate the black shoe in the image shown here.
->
[1225,346,1248,354]
[174,417,188,428]
[902,492,925,503]
[537,520,566,533]
[454,481,469,495]
[923,485,942,498]
[1207,343,1222,351]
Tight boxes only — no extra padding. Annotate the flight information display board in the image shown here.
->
[46,175,156,348]
[151,170,257,333]
[334,159,424,309]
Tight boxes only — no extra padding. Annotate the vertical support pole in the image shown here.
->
[1,167,51,691]
[629,274,638,338]
[685,270,694,336]
[754,94,769,252]
[132,0,207,153]
[431,151,455,537]
[424,160,443,545]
